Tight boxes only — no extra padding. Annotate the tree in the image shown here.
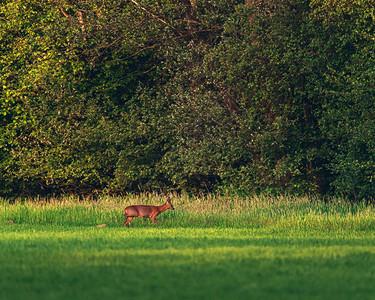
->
[1,0,374,199]
[313,0,375,199]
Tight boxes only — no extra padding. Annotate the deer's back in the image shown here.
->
[125,205,158,218]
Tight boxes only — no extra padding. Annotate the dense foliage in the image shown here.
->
[1,0,374,199]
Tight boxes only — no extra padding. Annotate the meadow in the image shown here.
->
[1,194,375,300]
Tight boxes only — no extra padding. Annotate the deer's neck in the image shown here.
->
[158,202,169,213]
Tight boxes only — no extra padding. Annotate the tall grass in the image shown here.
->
[2,194,375,300]
[1,194,375,229]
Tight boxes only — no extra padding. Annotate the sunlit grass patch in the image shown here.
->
[1,194,375,230]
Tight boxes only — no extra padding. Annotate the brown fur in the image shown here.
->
[123,197,174,227]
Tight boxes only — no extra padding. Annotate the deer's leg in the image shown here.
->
[124,216,133,227]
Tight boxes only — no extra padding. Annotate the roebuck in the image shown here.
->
[123,197,174,227]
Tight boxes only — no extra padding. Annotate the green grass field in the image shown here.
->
[1,195,375,300]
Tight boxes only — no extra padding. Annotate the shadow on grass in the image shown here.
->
[1,224,375,300]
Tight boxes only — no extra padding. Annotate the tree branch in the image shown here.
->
[128,0,183,36]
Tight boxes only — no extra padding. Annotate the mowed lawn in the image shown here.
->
[1,196,375,300]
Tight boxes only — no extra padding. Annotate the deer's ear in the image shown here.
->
[166,197,171,203]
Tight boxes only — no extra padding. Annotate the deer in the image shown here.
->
[123,197,174,227]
